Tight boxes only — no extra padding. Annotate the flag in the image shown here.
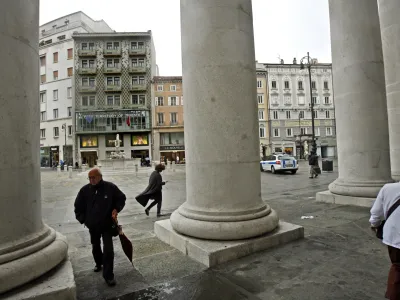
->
[126,116,131,127]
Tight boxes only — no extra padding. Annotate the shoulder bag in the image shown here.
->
[376,198,400,239]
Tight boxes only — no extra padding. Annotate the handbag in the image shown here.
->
[376,198,400,239]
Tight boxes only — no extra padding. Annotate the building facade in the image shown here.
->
[152,77,184,163]
[72,32,157,167]
[256,62,270,157]
[39,12,113,167]
[265,59,336,158]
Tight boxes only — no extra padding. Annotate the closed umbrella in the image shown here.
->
[112,213,134,266]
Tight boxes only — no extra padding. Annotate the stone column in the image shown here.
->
[378,0,400,181]
[327,0,393,198]
[0,0,69,294]
[170,0,279,240]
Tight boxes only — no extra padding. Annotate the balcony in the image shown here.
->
[128,48,146,56]
[271,102,279,106]
[78,49,96,57]
[103,48,121,56]
[130,84,147,91]
[78,68,97,75]
[104,66,122,74]
[105,84,122,92]
[79,85,96,93]
[129,66,147,73]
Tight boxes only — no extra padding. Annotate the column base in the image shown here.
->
[328,178,392,198]
[1,259,76,300]
[316,190,375,207]
[155,219,304,267]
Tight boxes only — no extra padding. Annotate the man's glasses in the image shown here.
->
[88,176,96,180]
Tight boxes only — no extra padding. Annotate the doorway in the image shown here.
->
[81,151,97,167]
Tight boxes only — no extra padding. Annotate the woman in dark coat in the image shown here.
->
[136,164,166,217]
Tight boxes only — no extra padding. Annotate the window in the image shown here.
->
[313,111,318,118]
[131,41,145,49]
[107,58,120,68]
[326,127,333,136]
[312,96,317,104]
[67,67,73,77]
[82,59,95,68]
[40,56,46,67]
[41,75,46,83]
[67,87,72,98]
[273,128,280,137]
[40,129,45,138]
[299,111,305,119]
[169,97,178,106]
[315,127,320,136]
[53,109,58,119]
[53,127,59,137]
[53,70,58,80]
[273,111,278,119]
[258,94,264,104]
[106,42,120,49]
[58,35,66,41]
[155,96,164,106]
[324,81,329,89]
[157,113,164,125]
[259,127,266,138]
[40,92,46,103]
[298,96,305,105]
[132,57,145,67]
[53,52,58,63]
[67,107,72,117]
[67,48,73,59]
[40,111,46,121]
[311,81,316,89]
[132,94,145,105]
[132,76,145,85]
[272,96,278,105]
[170,85,177,91]
[286,128,293,137]
[284,81,290,89]
[286,111,291,119]
[82,95,95,106]
[170,112,178,124]
[107,95,121,107]
[271,81,277,89]
[300,128,307,135]
[284,96,291,104]
[68,126,72,136]
[82,77,95,86]
[53,90,58,100]
[298,81,303,90]
[324,96,330,104]
[82,42,95,50]
[258,109,265,120]
[257,80,262,88]
[107,77,120,86]
[157,85,163,91]
[325,110,330,119]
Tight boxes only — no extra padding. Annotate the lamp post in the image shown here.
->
[61,123,67,162]
[300,52,317,154]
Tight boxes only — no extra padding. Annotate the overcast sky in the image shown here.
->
[40,0,331,76]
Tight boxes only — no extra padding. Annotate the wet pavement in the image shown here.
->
[39,161,389,300]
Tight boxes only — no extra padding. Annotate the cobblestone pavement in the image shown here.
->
[38,161,389,300]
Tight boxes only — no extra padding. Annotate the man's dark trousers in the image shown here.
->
[89,228,114,280]
[147,191,162,214]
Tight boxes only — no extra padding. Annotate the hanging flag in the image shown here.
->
[126,116,131,127]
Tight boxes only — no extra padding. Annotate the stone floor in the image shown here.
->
[37,161,388,300]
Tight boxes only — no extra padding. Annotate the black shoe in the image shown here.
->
[94,265,102,272]
[105,278,116,287]
[157,213,166,218]
[145,209,149,216]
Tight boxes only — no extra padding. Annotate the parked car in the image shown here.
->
[260,154,298,174]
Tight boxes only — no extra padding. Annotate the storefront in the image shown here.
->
[131,133,151,162]
[160,145,185,164]
[80,135,98,167]
[50,146,59,168]
[40,147,51,167]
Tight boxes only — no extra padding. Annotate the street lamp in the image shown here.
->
[300,52,317,154]
[61,123,67,162]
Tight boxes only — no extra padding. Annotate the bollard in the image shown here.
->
[82,164,86,172]
[57,165,61,176]
[69,166,73,179]
[135,164,138,177]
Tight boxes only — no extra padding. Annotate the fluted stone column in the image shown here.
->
[378,0,400,181]
[169,0,279,240]
[0,0,69,294]
[327,0,393,198]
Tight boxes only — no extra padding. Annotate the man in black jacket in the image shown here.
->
[74,168,126,286]
[308,151,319,179]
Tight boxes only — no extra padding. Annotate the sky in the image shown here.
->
[39,0,331,76]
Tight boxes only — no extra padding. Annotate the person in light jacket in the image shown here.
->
[370,183,400,299]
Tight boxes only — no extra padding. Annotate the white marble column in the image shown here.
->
[0,0,68,294]
[328,0,393,198]
[170,0,279,240]
[378,0,400,181]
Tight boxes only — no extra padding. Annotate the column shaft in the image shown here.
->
[170,0,279,240]
[328,0,393,198]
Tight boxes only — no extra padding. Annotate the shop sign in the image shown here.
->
[160,145,185,151]
[51,147,58,151]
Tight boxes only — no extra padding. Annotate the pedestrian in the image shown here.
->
[308,151,318,178]
[74,168,126,287]
[136,164,167,217]
[370,183,400,299]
